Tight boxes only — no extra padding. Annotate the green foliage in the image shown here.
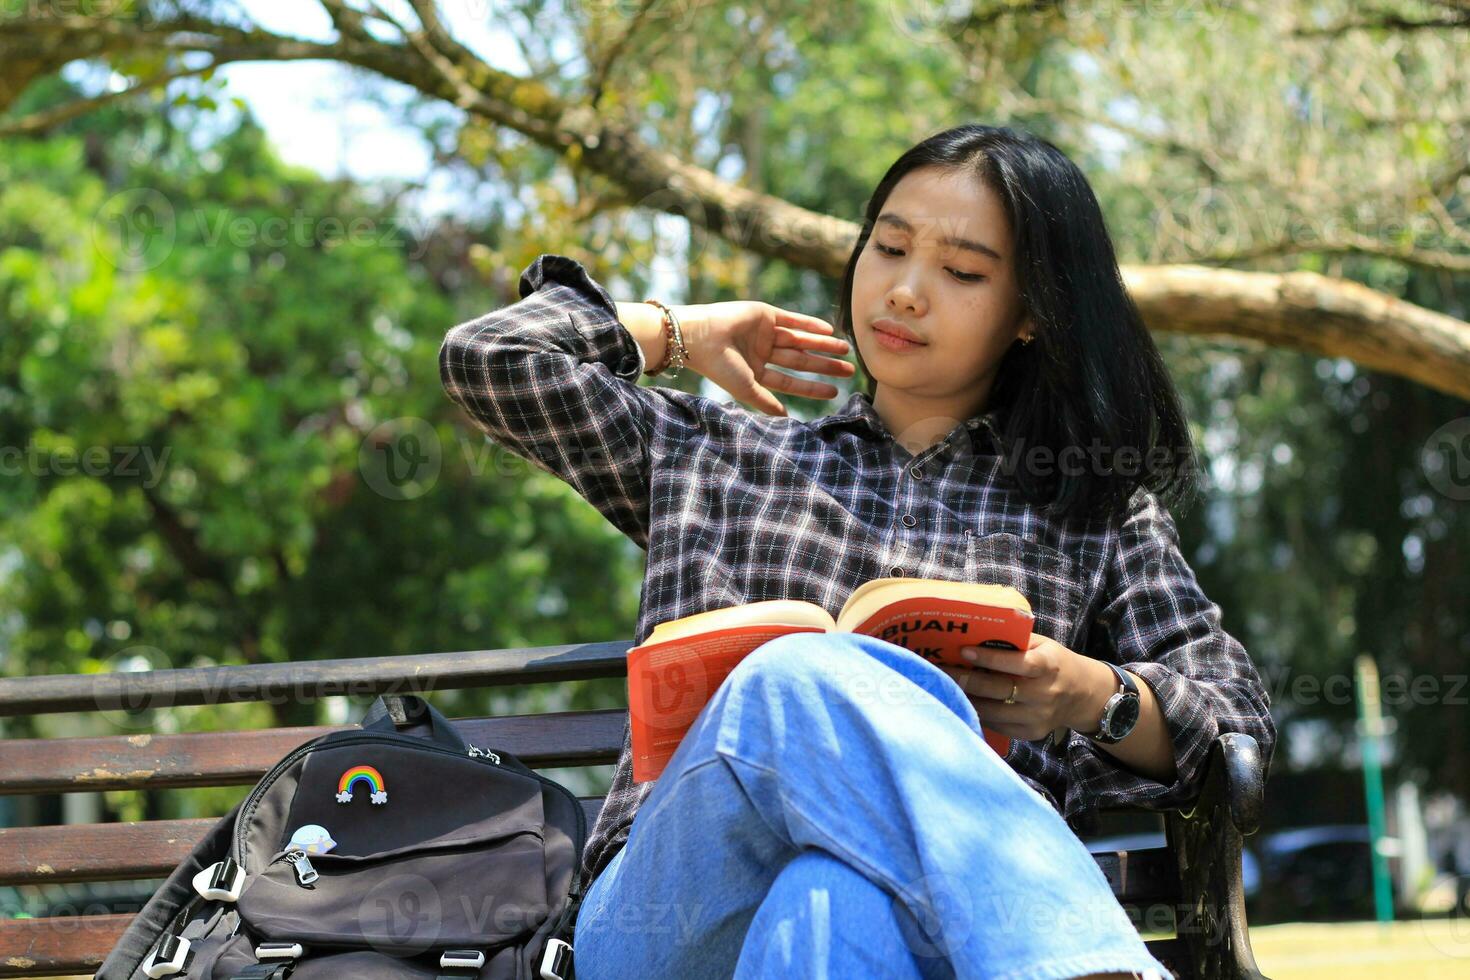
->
[0,97,643,817]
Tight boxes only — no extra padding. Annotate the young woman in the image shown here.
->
[439,123,1275,980]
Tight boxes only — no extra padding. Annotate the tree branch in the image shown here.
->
[0,60,232,137]
[1121,264,1470,400]
[1295,1,1470,36]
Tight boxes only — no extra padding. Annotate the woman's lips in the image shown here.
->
[872,320,927,351]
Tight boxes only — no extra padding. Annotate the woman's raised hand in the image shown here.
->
[675,302,855,417]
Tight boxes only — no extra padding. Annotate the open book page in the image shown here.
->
[837,579,1033,665]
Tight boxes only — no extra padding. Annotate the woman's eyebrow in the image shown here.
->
[875,212,1003,261]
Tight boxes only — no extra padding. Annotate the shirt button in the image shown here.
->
[909,466,925,481]
[889,566,905,577]
[901,514,917,528]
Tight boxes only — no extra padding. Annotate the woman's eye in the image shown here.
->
[873,242,986,283]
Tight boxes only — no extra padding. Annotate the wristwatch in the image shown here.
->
[1084,662,1141,744]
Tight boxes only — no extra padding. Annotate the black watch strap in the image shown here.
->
[1085,662,1138,741]
[1103,661,1137,696]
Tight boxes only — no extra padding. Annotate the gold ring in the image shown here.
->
[1004,682,1018,705]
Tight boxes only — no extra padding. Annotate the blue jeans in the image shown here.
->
[573,631,1175,980]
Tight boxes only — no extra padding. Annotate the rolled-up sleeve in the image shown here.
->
[438,253,671,550]
[1061,487,1276,821]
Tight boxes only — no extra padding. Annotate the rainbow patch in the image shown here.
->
[335,765,388,805]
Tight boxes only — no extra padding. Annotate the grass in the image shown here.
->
[1242,919,1470,979]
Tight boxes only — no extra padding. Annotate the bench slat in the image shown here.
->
[0,710,627,795]
[0,912,130,978]
[0,642,633,717]
[1091,848,1179,905]
[0,800,609,887]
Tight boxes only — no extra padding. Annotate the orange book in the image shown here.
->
[627,578,1033,782]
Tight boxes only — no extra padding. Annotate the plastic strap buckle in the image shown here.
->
[255,942,304,960]
[436,948,486,978]
[440,949,485,970]
[192,857,246,902]
[142,933,192,978]
[539,937,573,980]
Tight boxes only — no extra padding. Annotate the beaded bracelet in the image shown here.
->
[642,298,690,377]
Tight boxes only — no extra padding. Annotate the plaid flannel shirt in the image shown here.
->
[438,253,1277,897]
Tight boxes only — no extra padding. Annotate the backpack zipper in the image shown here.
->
[271,844,318,886]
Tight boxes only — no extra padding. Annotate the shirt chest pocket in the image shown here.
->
[965,531,1088,651]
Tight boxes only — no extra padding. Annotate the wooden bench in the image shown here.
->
[0,642,1271,979]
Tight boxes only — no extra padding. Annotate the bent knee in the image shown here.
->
[731,631,882,690]
[732,632,954,708]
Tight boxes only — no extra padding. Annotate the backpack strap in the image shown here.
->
[140,858,247,976]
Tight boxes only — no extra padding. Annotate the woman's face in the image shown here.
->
[850,166,1030,405]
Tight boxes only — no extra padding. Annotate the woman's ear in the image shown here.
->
[1015,315,1036,345]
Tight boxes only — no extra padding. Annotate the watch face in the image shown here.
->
[1107,695,1141,737]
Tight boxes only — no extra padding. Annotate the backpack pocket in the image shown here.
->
[235,821,549,951]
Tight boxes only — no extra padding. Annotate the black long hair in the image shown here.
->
[835,123,1200,527]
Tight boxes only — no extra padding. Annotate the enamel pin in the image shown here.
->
[335,764,388,805]
[289,824,338,854]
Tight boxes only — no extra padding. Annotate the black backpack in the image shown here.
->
[95,694,584,980]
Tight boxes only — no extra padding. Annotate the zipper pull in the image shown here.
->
[285,845,318,886]
[467,743,501,764]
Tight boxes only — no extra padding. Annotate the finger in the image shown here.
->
[767,346,858,379]
[963,645,1041,677]
[974,707,1027,738]
[939,665,1018,704]
[772,308,837,334]
[773,325,853,356]
[739,383,788,417]
[759,368,844,400]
